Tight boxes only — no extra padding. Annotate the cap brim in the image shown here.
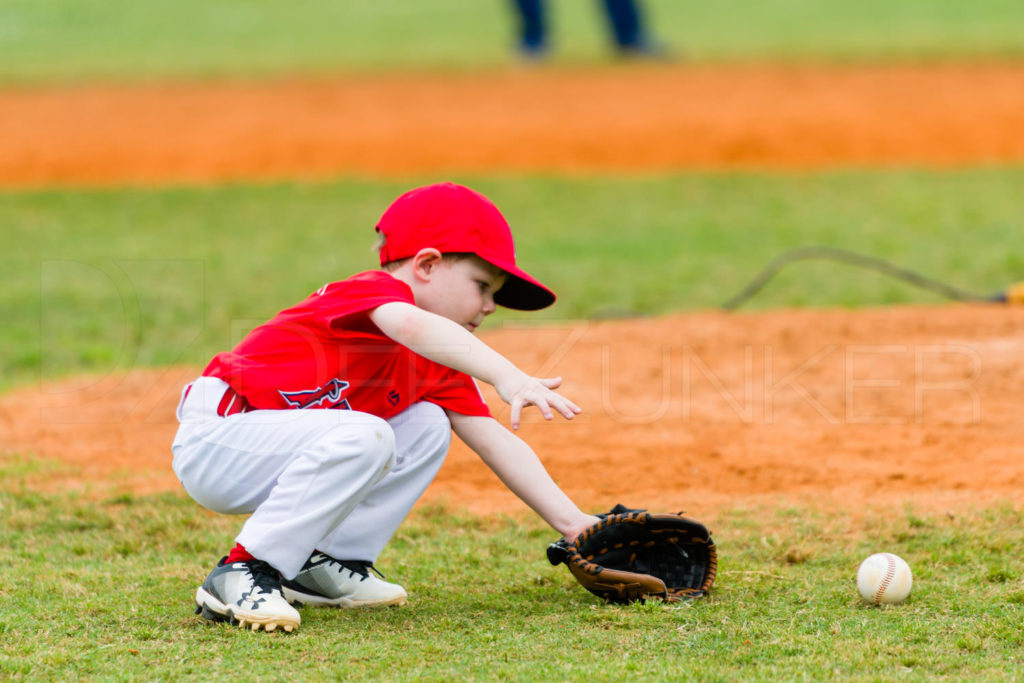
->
[493,265,556,311]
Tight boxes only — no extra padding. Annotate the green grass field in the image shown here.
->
[2,456,1023,680]
[3,170,1022,391]
[3,0,1024,83]
[4,171,1022,679]
[4,2,1024,680]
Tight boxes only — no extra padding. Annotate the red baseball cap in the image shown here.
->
[376,182,556,311]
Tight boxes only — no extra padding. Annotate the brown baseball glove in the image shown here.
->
[547,504,717,604]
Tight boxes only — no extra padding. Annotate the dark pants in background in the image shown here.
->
[511,0,649,55]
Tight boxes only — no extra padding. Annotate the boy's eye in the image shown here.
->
[476,281,489,292]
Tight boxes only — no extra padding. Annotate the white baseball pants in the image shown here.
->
[172,377,451,579]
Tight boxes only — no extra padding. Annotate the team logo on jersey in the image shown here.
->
[387,390,400,406]
[279,378,351,410]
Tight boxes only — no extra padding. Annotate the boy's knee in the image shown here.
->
[409,401,451,439]
[390,402,452,470]
[364,420,397,470]
[321,415,396,470]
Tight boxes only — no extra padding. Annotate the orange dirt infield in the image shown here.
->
[3,63,1024,186]
[3,63,1024,518]
[3,306,1023,517]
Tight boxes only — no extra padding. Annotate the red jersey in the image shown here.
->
[202,271,490,420]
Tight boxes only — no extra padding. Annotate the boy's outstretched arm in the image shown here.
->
[370,302,581,429]
[447,412,599,541]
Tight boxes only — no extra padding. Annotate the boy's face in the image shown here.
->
[419,256,507,333]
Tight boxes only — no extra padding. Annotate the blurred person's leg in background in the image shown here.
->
[511,0,548,58]
[509,0,667,60]
[602,0,666,56]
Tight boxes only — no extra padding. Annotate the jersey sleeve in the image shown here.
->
[423,369,492,417]
[310,271,415,331]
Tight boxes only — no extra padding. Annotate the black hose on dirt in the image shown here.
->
[721,246,1023,311]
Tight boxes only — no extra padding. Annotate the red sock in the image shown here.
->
[226,543,255,564]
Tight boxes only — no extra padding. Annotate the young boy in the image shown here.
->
[172,182,600,633]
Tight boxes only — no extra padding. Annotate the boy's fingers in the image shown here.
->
[507,384,581,427]
[509,402,522,430]
[555,397,580,419]
[536,397,554,420]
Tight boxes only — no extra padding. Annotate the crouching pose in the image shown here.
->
[172,182,598,632]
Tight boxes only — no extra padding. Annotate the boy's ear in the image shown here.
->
[411,248,443,280]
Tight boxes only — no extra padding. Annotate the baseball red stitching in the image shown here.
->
[874,554,897,604]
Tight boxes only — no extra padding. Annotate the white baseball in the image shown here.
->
[857,553,913,605]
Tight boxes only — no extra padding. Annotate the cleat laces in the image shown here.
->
[327,558,386,581]
[246,559,284,594]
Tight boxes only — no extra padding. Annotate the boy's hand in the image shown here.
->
[562,514,602,543]
[496,374,582,430]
